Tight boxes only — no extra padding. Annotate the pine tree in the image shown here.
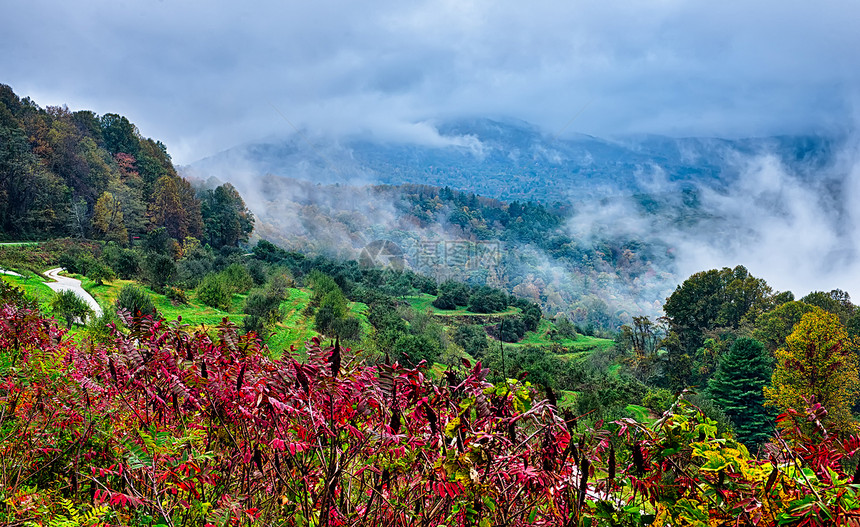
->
[708,337,773,448]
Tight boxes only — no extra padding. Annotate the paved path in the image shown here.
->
[0,269,22,277]
[44,267,103,318]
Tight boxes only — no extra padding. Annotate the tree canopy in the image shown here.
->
[765,307,860,431]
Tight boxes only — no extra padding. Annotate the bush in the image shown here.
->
[248,259,268,286]
[467,286,508,313]
[196,274,230,310]
[438,280,470,306]
[175,258,212,290]
[332,317,362,341]
[431,293,457,310]
[58,252,96,276]
[86,261,116,285]
[555,316,577,339]
[642,387,675,415]
[242,285,287,334]
[50,289,93,328]
[521,303,542,332]
[412,274,438,295]
[112,248,141,279]
[144,252,176,291]
[394,333,441,366]
[116,284,156,317]
[82,307,121,344]
[165,286,188,305]
[498,317,526,343]
[453,324,489,358]
[221,263,254,294]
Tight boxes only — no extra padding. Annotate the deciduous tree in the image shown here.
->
[149,176,203,241]
[765,308,860,431]
[50,289,93,328]
[200,183,254,248]
[91,191,128,244]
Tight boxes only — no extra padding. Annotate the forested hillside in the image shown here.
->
[0,84,252,249]
[203,174,675,330]
[191,117,842,203]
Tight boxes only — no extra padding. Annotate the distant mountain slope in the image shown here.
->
[185,118,859,321]
[188,117,843,202]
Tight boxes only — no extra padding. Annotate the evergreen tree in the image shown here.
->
[708,337,773,448]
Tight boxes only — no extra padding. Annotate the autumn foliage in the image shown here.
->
[766,307,860,431]
[3,297,860,526]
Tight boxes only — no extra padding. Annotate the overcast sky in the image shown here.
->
[3,0,859,164]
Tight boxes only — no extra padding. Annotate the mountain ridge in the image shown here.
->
[187,117,844,203]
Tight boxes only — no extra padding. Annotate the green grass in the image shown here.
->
[349,300,373,335]
[405,293,521,317]
[75,277,371,359]
[503,318,614,356]
[266,288,318,357]
[80,277,247,327]
[2,272,58,309]
[560,390,577,409]
[625,404,655,424]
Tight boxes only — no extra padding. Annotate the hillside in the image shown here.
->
[192,175,676,329]
[185,119,852,329]
[0,84,252,251]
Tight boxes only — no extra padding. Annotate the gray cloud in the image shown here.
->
[567,134,860,299]
[2,0,858,164]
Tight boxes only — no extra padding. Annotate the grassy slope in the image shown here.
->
[79,276,373,359]
[4,265,364,359]
[2,272,58,309]
[10,268,653,425]
[513,319,614,355]
[80,277,248,327]
[407,293,614,356]
[405,293,521,317]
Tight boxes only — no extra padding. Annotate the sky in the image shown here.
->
[2,0,859,165]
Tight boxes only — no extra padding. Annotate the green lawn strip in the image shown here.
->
[348,300,373,334]
[78,277,245,327]
[560,390,577,409]
[482,318,614,355]
[266,288,318,358]
[625,404,657,424]
[404,293,520,317]
[2,272,59,309]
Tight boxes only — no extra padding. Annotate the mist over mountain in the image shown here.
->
[189,118,842,201]
[186,118,858,313]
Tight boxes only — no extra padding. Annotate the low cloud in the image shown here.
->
[3,0,859,164]
[568,134,860,300]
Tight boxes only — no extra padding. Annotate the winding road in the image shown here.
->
[44,267,103,318]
